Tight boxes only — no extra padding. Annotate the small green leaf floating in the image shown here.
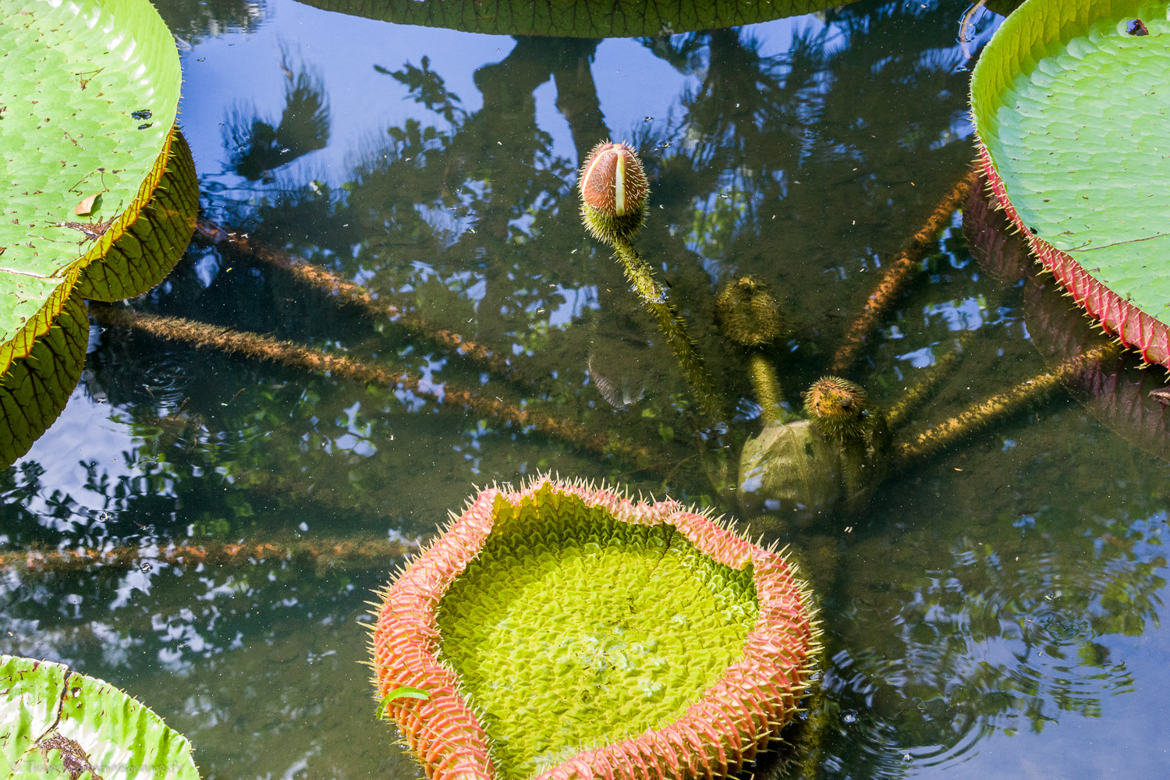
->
[297,0,860,37]
[0,654,200,778]
[972,0,1170,368]
[0,0,194,467]
[379,686,430,717]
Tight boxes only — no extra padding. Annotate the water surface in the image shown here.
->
[4,0,1170,776]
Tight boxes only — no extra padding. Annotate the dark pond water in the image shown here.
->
[5,0,1170,776]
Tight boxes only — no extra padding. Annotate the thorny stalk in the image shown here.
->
[894,342,1121,466]
[609,234,727,421]
[749,352,796,426]
[831,166,980,374]
[91,305,658,467]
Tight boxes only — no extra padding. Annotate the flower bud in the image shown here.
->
[578,141,649,243]
[803,376,871,442]
[716,276,785,347]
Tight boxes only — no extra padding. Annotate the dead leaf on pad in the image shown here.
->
[74,193,101,216]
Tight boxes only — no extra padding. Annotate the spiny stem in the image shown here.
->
[885,332,973,431]
[749,353,795,426]
[0,537,418,575]
[92,305,657,467]
[194,221,516,380]
[831,166,980,375]
[609,235,726,421]
[894,342,1120,466]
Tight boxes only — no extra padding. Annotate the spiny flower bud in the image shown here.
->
[578,141,649,243]
[803,376,871,442]
[716,276,785,347]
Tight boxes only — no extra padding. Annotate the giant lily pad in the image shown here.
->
[371,478,820,778]
[0,132,197,468]
[0,654,200,777]
[1,0,193,466]
[971,0,1170,368]
[298,0,858,37]
[965,177,1170,463]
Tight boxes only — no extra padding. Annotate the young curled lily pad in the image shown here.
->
[971,0,1170,368]
[0,654,200,778]
[370,478,821,778]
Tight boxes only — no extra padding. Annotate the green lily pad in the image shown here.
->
[0,654,200,778]
[0,0,183,377]
[0,0,195,468]
[972,0,1170,367]
[0,131,197,468]
[74,131,199,302]
[298,0,858,37]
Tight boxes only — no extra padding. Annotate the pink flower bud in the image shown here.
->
[579,142,648,218]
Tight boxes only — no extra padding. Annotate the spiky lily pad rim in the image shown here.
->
[975,143,1170,369]
[370,476,822,779]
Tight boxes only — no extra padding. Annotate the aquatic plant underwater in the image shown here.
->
[4,0,1170,776]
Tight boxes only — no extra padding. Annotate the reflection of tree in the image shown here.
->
[155,0,266,41]
[637,4,974,374]
[223,48,331,181]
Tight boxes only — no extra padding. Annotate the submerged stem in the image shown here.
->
[0,537,418,575]
[831,166,979,375]
[749,352,795,426]
[609,235,726,421]
[885,332,973,431]
[894,342,1120,466]
[194,220,517,380]
[92,305,657,467]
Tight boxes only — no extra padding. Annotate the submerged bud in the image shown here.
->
[716,276,785,347]
[803,376,871,441]
[578,141,649,243]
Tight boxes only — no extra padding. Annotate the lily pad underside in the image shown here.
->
[0,654,200,778]
[297,0,858,37]
[0,132,198,468]
[972,0,1170,368]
